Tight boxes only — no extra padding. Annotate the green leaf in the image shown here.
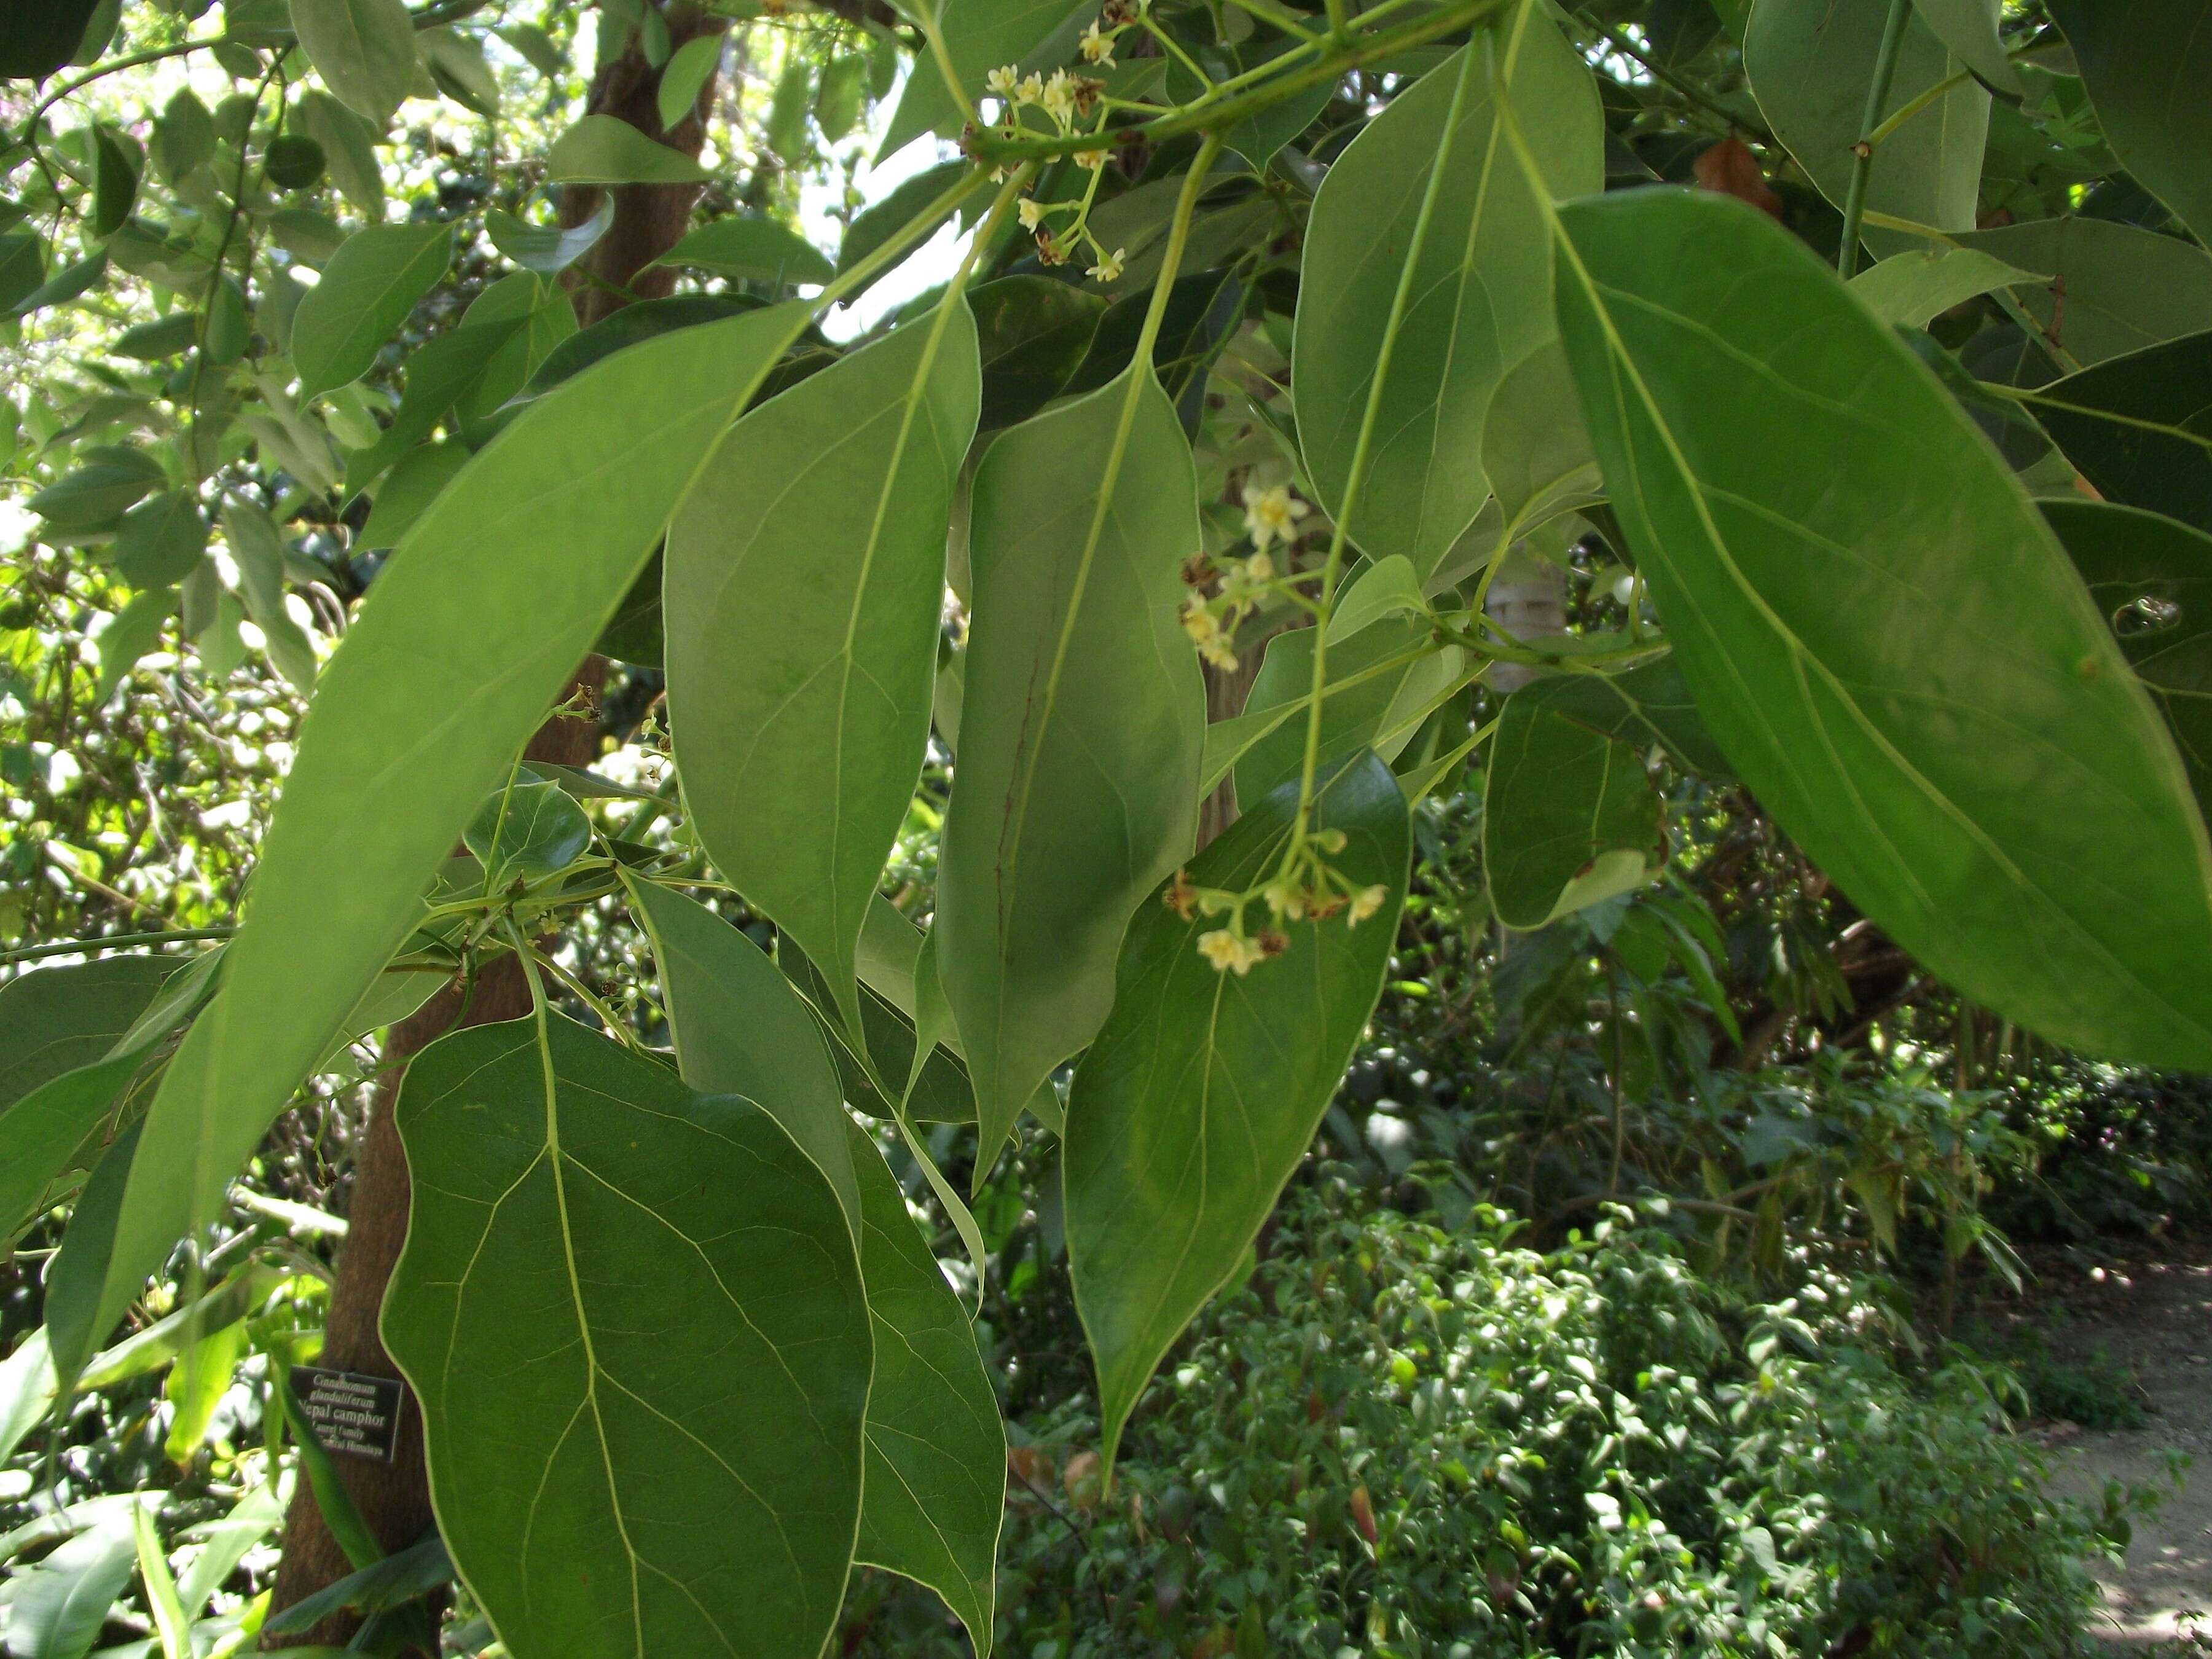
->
[0,956,173,1113]
[264,1535,451,1636]
[1909,0,2020,96]
[546,113,710,184]
[1550,187,2212,1069]
[159,1317,245,1466]
[2045,0,2212,242]
[1849,245,2046,328]
[624,876,861,1225]
[496,22,564,79]
[1484,678,1666,930]
[291,221,453,401]
[29,448,166,535]
[6,1505,139,1659]
[155,88,216,183]
[356,441,469,550]
[525,294,758,396]
[111,312,198,361]
[1504,656,1736,780]
[816,53,869,143]
[669,302,980,1040]
[463,770,591,892]
[54,306,806,1389]
[487,199,614,276]
[421,26,500,117]
[767,58,815,164]
[2028,330,2212,535]
[935,363,1207,1185]
[1746,0,1990,246]
[1325,555,1426,644]
[0,0,104,80]
[1294,18,1601,577]
[342,315,526,492]
[294,90,385,217]
[2042,499,2212,822]
[1480,339,1603,541]
[1065,753,1409,1472]
[844,1120,1003,1652]
[1956,218,2212,366]
[656,33,722,131]
[881,0,1088,154]
[382,1010,871,1659]
[92,127,138,239]
[220,501,317,691]
[288,0,419,125]
[94,587,174,706]
[841,160,968,278]
[970,274,1106,429]
[654,215,834,286]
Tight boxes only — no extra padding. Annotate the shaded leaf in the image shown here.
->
[1957,217,2212,366]
[968,275,1105,429]
[2030,329,2212,535]
[655,215,833,286]
[463,771,591,892]
[1849,245,2045,328]
[486,199,613,277]
[2045,0,2212,241]
[881,0,1089,154]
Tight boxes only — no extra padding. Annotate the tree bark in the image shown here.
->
[264,7,723,1646]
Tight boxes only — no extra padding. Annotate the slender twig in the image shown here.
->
[1837,0,1915,279]
[0,927,234,967]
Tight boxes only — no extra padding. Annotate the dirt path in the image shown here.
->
[2025,1244,2212,1647]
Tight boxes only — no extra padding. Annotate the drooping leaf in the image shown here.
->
[91,127,138,238]
[56,307,806,1388]
[1484,678,1667,930]
[291,221,454,401]
[1065,753,1410,1472]
[880,0,1089,154]
[5,1505,141,1659]
[546,114,710,185]
[420,26,500,117]
[844,1120,1003,1652]
[1848,245,2046,328]
[1746,0,1990,247]
[1550,187,2212,1068]
[654,215,834,286]
[935,363,1207,1185]
[1956,218,2212,366]
[2045,0,2212,243]
[2029,330,2212,535]
[342,315,528,492]
[669,302,979,1040]
[382,1011,871,1659]
[289,0,419,126]
[486,199,613,276]
[2042,499,2212,822]
[1294,17,1601,577]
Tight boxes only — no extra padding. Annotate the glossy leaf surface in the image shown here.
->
[670,304,979,1037]
[383,1011,870,1659]
[935,364,1206,1182]
[1552,189,2212,1069]
[1065,753,1408,1470]
[1295,20,1601,576]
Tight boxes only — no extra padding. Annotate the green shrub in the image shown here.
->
[853,1185,2145,1658]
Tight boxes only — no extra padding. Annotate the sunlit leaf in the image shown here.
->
[291,221,453,401]
[289,0,418,126]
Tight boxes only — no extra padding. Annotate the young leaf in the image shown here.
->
[1065,753,1410,1473]
[291,221,453,401]
[546,114,711,184]
[463,771,590,892]
[1294,15,1601,578]
[2042,499,2212,822]
[1484,679,1666,930]
[289,0,419,127]
[653,216,834,286]
[382,1011,871,1659]
[1746,0,1990,246]
[934,362,1207,1186]
[1550,188,2212,1069]
[53,306,805,1389]
[2045,0,2212,243]
[2029,331,2212,535]
[668,302,981,1040]
[845,1120,1005,1654]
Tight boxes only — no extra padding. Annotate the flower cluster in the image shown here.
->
[1166,839,1393,976]
[1177,482,1311,670]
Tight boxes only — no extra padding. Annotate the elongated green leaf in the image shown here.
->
[670,304,979,1039]
[264,1535,452,1636]
[1294,17,1601,576]
[656,216,833,286]
[970,275,1106,429]
[294,90,386,217]
[59,307,805,1387]
[1484,680,1666,930]
[935,363,1207,1185]
[1509,656,1735,780]
[2042,500,2212,822]
[845,1120,1003,1652]
[0,957,171,1108]
[1849,245,2045,328]
[1746,0,1988,248]
[1325,555,1426,644]
[656,34,722,131]
[343,316,527,492]
[2045,0,2212,243]
[624,876,861,1225]
[1551,188,2212,1068]
[0,1052,142,1241]
[382,1011,871,1659]
[487,200,613,276]
[1233,610,1470,804]
[7,1506,140,1659]
[1957,218,2212,366]
[357,441,469,549]
[2030,331,2212,535]
[290,0,418,125]
[1065,753,1409,1472]
[881,0,1089,154]
[546,114,710,185]
[292,221,453,401]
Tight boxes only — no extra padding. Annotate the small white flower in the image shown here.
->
[1041,68,1078,124]
[1346,883,1389,926]
[1241,482,1309,551]
[1073,144,1110,171]
[1086,245,1126,283]
[1080,20,1117,65]
[1198,929,1265,975]
[1018,197,1046,231]
[1016,71,1045,104]
[1245,549,1274,583]
[986,64,1021,98]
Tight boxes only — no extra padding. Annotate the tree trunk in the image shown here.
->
[263,8,722,1647]
[1482,545,1566,697]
